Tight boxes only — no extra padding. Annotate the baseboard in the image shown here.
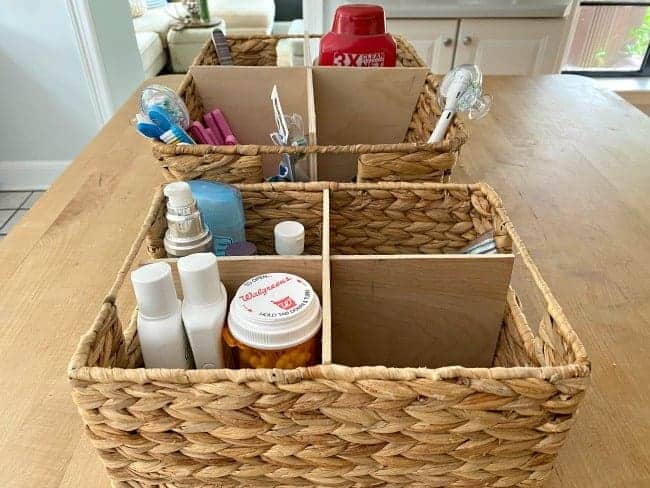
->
[0,160,70,190]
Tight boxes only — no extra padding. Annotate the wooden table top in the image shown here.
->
[0,74,648,487]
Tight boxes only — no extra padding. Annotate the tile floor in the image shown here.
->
[0,191,45,241]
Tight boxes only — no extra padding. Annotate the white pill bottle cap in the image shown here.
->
[274,221,305,255]
[228,273,321,350]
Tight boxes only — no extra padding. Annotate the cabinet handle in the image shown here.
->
[443,37,453,47]
[462,35,472,46]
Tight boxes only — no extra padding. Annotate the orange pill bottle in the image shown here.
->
[222,273,321,369]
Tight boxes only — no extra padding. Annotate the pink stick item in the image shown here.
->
[203,112,225,145]
[189,122,210,144]
[210,108,238,145]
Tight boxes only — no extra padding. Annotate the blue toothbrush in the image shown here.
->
[135,114,164,139]
[148,105,194,144]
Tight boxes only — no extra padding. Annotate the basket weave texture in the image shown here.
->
[152,35,468,184]
[69,181,589,488]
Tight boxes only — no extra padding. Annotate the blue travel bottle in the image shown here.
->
[188,180,246,255]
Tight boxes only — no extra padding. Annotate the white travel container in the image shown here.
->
[130,262,192,369]
[178,253,227,369]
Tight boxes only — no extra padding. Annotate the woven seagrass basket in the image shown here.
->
[152,35,468,184]
[69,181,589,488]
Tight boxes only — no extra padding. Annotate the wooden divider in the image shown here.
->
[329,253,515,369]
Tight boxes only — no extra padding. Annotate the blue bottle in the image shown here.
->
[188,180,246,255]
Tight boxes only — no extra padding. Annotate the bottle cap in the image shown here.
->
[164,181,194,208]
[274,221,305,255]
[228,273,321,350]
[177,252,225,306]
[130,262,179,318]
[332,4,386,36]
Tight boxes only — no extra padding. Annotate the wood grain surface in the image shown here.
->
[0,74,648,487]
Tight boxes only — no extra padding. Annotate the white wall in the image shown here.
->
[0,0,144,189]
[0,1,98,163]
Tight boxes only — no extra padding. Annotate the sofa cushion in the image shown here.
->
[136,31,167,78]
[133,6,173,47]
[208,0,275,34]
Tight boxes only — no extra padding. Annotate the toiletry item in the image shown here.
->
[225,241,257,256]
[209,108,238,145]
[223,273,321,369]
[428,64,492,143]
[319,4,396,67]
[149,105,194,144]
[268,87,309,182]
[187,180,246,256]
[163,181,213,257]
[190,120,220,145]
[135,114,164,140]
[460,231,497,255]
[211,28,233,65]
[140,84,190,129]
[274,221,305,255]
[178,253,227,369]
[188,109,237,145]
[130,262,193,369]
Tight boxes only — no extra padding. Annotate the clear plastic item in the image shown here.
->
[429,64,492,143]
[223,273,322,369]
[437,64,492,120]
[140,84,191,129]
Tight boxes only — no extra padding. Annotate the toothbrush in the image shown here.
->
[148,105,194,144]
[135,114,163,139]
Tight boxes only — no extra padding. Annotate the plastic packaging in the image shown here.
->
[178,253,227,369]
[188,180,246,256]
[130,262,193,369]
[163,182,213,257]
[140,84,190,129]
[223,273,321,368]
[274,221,305,255]
[319,4,396,67]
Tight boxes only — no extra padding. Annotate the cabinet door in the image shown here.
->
[387,19,458,73]
[455,19,566,75]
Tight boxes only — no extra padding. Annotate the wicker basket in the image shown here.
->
[152,35,468,184]
[69,181,589,488]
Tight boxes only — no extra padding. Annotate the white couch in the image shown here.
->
[133,0,276,75]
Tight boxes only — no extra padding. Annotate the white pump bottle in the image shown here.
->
[178,253,227,369]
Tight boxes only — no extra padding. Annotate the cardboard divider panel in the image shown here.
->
[312,67,429,180]
[330,254,514,368]
[189,66,310,176]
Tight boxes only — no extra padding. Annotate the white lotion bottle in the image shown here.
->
[178,252,227,369]
[130,262,193,369]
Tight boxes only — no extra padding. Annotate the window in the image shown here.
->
[563,2,650,76]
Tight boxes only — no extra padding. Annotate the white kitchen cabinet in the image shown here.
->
[454,19,566,75]
[387,19,458,73]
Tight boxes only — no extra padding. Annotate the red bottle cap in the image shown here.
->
[332,4,386,36]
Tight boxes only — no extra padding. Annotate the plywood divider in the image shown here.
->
[329,254,515,369]
[321,189,332,363]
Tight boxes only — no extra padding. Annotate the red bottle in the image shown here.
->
[319,4,396,67]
